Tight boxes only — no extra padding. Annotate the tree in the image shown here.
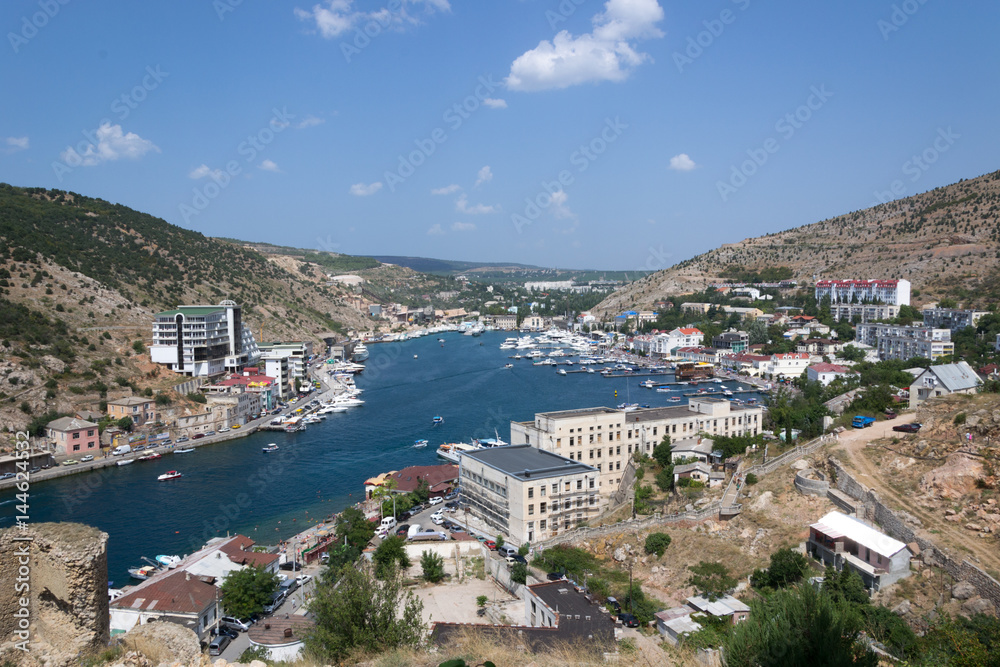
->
[420,550,445,583]
[306,563,425,663]
[116,416,133,432]
[495,534,504,550]
[838,345,865,362]
[821,566,869,606]
[476,595,488,608]
[644,532,672,557]
[722,585,877,667]
[750,548,808,589]
[747,319,769,345]
[688,561,737,601]
[654,467,674,492]
[373,535,410,578]
[511,562,528,585]
[517,543,530,557]
[219,566,279,619]
[652,435,672,468]
[337,507,375,549]
[413,478,430,503]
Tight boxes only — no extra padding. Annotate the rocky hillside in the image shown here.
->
[596,169,1000,313]
[0,184,446,435]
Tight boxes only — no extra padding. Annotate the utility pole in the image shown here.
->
[627,560,634,613]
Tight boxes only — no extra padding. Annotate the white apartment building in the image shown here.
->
[257,341,313,381]
[261,355,292,398]
[921,308,987,332]
[458,445,599,545]
[652,327,704,357]
[150,300,260,377]
[510,398,762,504]
[769,352,811,378]
[829,303,900,323]
[815,279,910,306]
[855,323,953,361]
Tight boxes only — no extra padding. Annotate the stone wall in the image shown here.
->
[828,457,1000,614]
[794,469,830,497]
[0,523,110,666]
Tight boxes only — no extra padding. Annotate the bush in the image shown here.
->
[644,532,672,557]
[751,548,808,590]
[511,562,528,585]
[655,467,674,492]
[476,595,488,608]
[186,392,206,404]
[954,412,967,425]
[420,550,445,583]
[745,473,758,485]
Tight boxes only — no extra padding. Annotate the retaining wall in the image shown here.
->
[828,457,1000,613]
[794,469,830,497]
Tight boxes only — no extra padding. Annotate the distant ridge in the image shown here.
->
[595,169,1000,313]
[372,256,545,274]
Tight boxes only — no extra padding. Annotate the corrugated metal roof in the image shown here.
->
[810,511,909,559]
[923,361,981,392]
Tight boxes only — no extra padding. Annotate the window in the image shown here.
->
[73,444,80,451]
[540,520,547,530]
[552,483,558,494]
[616,446,620,455]
[540,485,546,497]
[589,478,595,488]
[540,502,546,513]
[589,434,594,444]
[528,487,534,499]
[576,479,582,490]
[653,427,657,435]
[564,500,571,510]
[556,438,561,447]
[72,432,80,439]
[616,461,621,470]
[87,429,95,436]
[528,504,534,515]
[569,436,575,446]
[589,450,594,459]
[565,481,571,492]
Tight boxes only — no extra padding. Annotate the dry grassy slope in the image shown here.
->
[596,169,1000,314]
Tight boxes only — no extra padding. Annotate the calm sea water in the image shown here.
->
[0,332,760,584]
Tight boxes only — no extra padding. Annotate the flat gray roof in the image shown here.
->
[535,406,619,420]
[462,445,597,481]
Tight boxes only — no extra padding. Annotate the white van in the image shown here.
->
[407,524,422,539]
[112,444,131,456]
[380,516,397,532]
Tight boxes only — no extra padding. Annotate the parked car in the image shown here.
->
[176,437,189,443]
[892,423,921,433]
[80,455,94,462]
[428,496,443,506]
[279,561,303,571]
[219,427,231,433]
[444,506,457,513]
[62,459,78,466]
[884,409,897,419]
[221,616,253,632]
[29,467,40,474]
[208,635,231,656]
[296,574,312,586]
[395,524,411,537]
[0,472,15,480]
[132,445,146,452]
[214,626,239,640]
[606,597,622,614]
[232,424,241,429]
[410,504,426,514]
[618,613,640,628]
[474,535,487,543]
[484,540,497,550]
[444,501,458,508]
[546,572,564,581]
[192,433,205,440]
[206,431,216,436]
[444,491,458,500]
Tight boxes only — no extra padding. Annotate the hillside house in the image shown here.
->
[806,511,912,591]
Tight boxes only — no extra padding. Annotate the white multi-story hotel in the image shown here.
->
[510,398,763,504]
[652,327,704,357]
[150,300,260,377]
[855,323,953,361]
[815,279,910,306]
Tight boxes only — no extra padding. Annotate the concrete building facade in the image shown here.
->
[150,300,260,377]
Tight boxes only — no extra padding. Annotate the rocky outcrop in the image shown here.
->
[118,622,203,667]
[0,523,109,667]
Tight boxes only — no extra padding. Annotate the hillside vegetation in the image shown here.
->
[597,169,1000,313]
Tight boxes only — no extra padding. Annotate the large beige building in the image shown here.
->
[510,398,763,501]
[459,445,599,546]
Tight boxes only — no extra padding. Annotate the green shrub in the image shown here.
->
[644,532,672,557]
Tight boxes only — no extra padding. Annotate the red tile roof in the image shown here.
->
[809,363,849,374]
[677,328,703,335]
[220,538,280,568]
[388,464,459,494]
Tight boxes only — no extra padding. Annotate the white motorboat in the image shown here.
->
[557,369,567,376]
[262,443,279,452]
[414,439,428,448]
[352,342,369,362]
[157,470,182,481]
[116,459,134,466]
[173,448,195,454]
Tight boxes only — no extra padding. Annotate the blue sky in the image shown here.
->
[2,1,998,270]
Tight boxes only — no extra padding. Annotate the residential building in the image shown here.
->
[459,445,599,545]
[46,417,100,455]
[719,353,772,376]
[713,331,749,353]
[680,302,712,314]
[150,300,260,377]
[256,341,313,381]
[364,464,459,499]
[723,306,764,320]
[652,327,704,357]
[806,511,913,591]
[488,314,518,330]
[213,370,278,410]
[908,361,982,409]
[204,387,262,428]
[829,303,900,323]
[675,346,727,364]
[110,570,220,640]
[921,307,987,332]
[107,397,157,427]
[673,461,711,485]
[855,323,953,361]
[807,363,852,386]
[668,436,716,463]
[511,398,762,504]
[521,315,545,330]
[815,279,911,306]
[769,352,811,378]
[796,339,846,356]
[260,355,292,398]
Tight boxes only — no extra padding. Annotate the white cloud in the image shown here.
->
[189,164,224,180]
[258,159,281,172]
[427,223,445,235]
[456,195,497,215]
[295,0,450,38]
[483,98,508,109]
[297,115,325,129]
[551,190,576,220]
[349,181,383,196]
[431,184,461,195]
[669,153,697,171]
[451,221,476,232]
[475,165,493,187]
[505,0,664,92]
[3,136,29,153]
[60,123,158,167]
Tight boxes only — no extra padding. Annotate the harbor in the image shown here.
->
[0,330,765,584]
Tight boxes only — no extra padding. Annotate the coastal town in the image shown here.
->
[4,269,1000,666]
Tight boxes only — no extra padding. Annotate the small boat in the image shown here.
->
[173,448,195,454]
[438,338,445,343]
[262,443,279,453]
[155,554,182,567]
[414,354,419,359]
[128,565,157,580]
[116,459,134,466]
[414,439,428,448]
[656,387,672,393]
[723,390,733,397]
[432,416,444,425]
[667,397,682,403]
[157,470,182,481]
[586,367,595,373]
[504,364,513,369]
[557,369,567,376]
[138,452,162,461]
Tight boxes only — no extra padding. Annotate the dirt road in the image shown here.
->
[832,413,999,572]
